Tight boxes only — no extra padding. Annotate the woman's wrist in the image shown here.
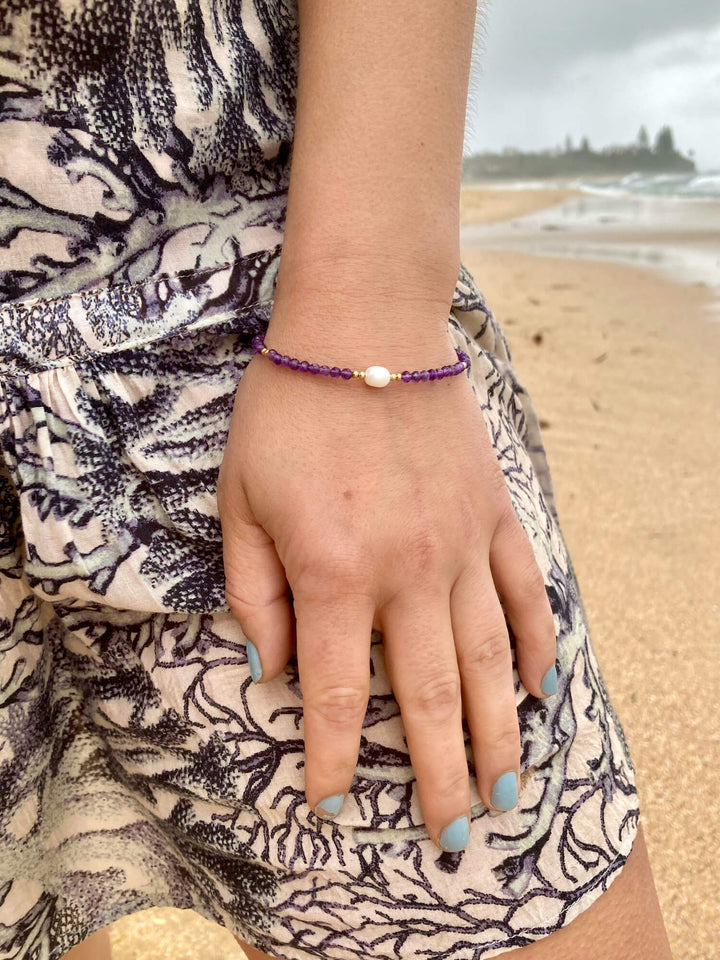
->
[265,264,461,379]
[269,246,459,340]
[274,242,460,307]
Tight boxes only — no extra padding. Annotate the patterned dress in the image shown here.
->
[0,3,639,959]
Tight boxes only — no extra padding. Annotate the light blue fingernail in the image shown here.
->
[246,639,262,682]
[439,815,470,852]
[541,664,558,696]
[491,771,518,811]
[315,794,345,820]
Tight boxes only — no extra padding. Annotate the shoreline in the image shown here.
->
[460,185,720,312]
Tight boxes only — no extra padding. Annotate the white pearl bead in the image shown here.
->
[364,365,391,388]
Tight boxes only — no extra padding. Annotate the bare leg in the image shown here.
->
[61,926,112,960]
[236,941,277,960]
[234,823,672,960]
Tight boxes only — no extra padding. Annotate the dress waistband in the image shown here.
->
[0,243,283,376]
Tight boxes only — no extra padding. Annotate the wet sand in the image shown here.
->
[459,184,580,225]
[108,188,720,960]
[461,185,720,307]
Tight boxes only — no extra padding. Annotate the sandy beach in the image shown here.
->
[459,185,580,225]
[107,188,720,960]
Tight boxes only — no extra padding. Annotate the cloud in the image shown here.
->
[477,0,720,87]
[464,20,720,169]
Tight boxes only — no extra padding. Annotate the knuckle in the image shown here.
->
[310,685,368,728]
[292,550,371,596]
[490,723,522,756]
[463,628,510,673]
[427,768,469,807]
[404,528,446,579]
[406,672,461,723]
[224,587,249,622]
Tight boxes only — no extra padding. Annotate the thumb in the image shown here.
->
[218,476,295,682]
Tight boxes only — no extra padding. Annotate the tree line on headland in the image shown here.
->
[462,126,696,180]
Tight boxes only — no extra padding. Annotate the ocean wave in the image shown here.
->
[575,172,720,200]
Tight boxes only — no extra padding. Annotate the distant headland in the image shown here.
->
[462,126,696,180]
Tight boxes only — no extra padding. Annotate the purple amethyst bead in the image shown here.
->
[411,371,421,382]
[428,369,438,381]
[280,356,290,367]
[289,358,300,370]
[298,361,309,372]
[419,370,429,381]
[319,365,330,376]
[401,371,412,383]
[329,367,341,378]
[268,348,279,362]
[453,362,463,374]
[340,368,354,380]
[252,335,262,350]
[308,363,320,374]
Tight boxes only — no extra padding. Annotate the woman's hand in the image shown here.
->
[217,317,557,851]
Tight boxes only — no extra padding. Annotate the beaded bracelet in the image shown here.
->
[250,333,470,388]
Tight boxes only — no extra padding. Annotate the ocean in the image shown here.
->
[574,172,720,201]
[476,172,720,201]
[460,175,720,314]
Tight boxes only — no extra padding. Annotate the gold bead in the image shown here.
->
[352,371,360,378]
[391,373,401,380]
[261,347,269,355]
[359,371,366,378]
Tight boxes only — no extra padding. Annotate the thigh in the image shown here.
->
[503,822,672,959]
[235,823,672,960]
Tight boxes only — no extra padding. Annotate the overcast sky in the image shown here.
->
[463,0,720,171]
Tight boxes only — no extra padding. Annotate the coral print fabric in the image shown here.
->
[0,2,639,959]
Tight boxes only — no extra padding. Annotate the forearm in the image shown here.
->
[271,0,479,349]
